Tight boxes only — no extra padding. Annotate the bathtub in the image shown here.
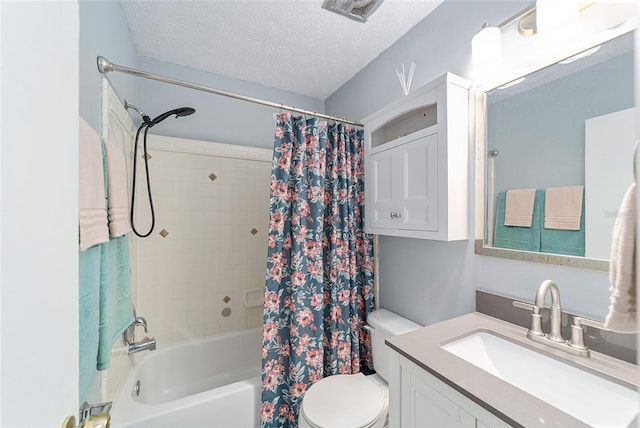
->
[110,328,262,428]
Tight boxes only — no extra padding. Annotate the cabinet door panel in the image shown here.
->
[401,364,474,428]
[402,134,438,231]
[371,150,397,228]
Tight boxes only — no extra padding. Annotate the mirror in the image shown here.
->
[475,30,636,271]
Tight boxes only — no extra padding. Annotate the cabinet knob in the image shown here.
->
[390,212,402,219]
[390,212,396,218]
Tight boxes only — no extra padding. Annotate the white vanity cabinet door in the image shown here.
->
[370,133,438,231]
[401,367,476,428]
[401,361,475,427]
[390,352,512,428]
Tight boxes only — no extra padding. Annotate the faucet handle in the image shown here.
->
[569,316,607,349]
[122,316,150,346]
[513,300,544,337]
[569,323,588,351]
[513,300,539,313]
[568,316,606,354]
[573,316,606,331]
[133,316,148,333]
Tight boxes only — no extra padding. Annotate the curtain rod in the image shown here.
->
[96,56,363,127]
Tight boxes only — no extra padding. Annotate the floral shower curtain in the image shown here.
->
[260,113,375,427]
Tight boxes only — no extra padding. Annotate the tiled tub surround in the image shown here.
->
[476,290,636,364]
[134,135,272,345]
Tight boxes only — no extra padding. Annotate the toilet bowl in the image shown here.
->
[299,310,421,428]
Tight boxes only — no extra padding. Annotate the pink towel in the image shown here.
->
[544,185,584,230]
[604,183,637,332]
[504,188,536,227]
[79,118,109,251]
[103,139,131,237]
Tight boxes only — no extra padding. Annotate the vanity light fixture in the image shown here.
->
[471,23,502,68]
[536,0,580,45]
[471,1,591,71]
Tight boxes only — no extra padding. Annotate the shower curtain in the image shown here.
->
[260,113,375,427]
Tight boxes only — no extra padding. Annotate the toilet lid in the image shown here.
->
[301,373,386,428]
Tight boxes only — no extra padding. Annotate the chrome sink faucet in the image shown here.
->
[513,280,590,358]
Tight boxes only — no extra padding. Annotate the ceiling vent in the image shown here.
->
[321,0,384,23]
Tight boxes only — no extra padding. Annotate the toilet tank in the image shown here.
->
[367,309,421,382]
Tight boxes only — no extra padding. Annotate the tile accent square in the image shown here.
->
[159,229,169,238]
[250,228,258,235]
[223,295,231,304]
[142,153,152,160]
[208,173,218,182]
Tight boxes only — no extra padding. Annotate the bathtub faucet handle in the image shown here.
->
[133,316,148,333]
[123,316,150,346]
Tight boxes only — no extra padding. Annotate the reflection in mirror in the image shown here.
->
[477,31,635,270]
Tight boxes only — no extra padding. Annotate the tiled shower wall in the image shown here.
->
[134,135,272,345]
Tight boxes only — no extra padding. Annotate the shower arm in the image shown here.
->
[124,100,152,126]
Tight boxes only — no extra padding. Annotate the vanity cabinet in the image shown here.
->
[389,350,510,428]
[363,73,470,240]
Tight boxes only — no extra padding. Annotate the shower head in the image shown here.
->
[150,107,196,127]
[124,102,195,128]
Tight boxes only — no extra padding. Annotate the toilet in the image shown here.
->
[299,309,421,428]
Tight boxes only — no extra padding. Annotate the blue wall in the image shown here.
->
[135,56,324,149]
[80,0,139,131]
[79,1,323,150]
[326,0,611,326]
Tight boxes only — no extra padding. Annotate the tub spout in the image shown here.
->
[128,336,157,354]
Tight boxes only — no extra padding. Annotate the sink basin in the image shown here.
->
[442,331,637,427]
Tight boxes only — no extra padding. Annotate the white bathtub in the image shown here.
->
[110,328,262,428]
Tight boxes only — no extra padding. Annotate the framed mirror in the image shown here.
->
[475,28,636,271]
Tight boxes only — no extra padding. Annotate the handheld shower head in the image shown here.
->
[128,104,195,238]
[124,102,195,128]
[150,107,196,126]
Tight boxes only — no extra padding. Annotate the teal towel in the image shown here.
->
[493,190,543,252]
[79,136,134,401]
[97,235,134,370]
[79,245,101,402]
[541,194,585,257]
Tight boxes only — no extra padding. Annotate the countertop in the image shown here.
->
[386,312,638,427]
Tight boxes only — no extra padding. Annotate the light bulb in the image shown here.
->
[472,24,502,68]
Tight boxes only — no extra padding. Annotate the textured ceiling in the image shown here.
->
[119,0,444,100]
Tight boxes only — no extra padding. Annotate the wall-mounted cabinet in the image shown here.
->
[363,73,470,240]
